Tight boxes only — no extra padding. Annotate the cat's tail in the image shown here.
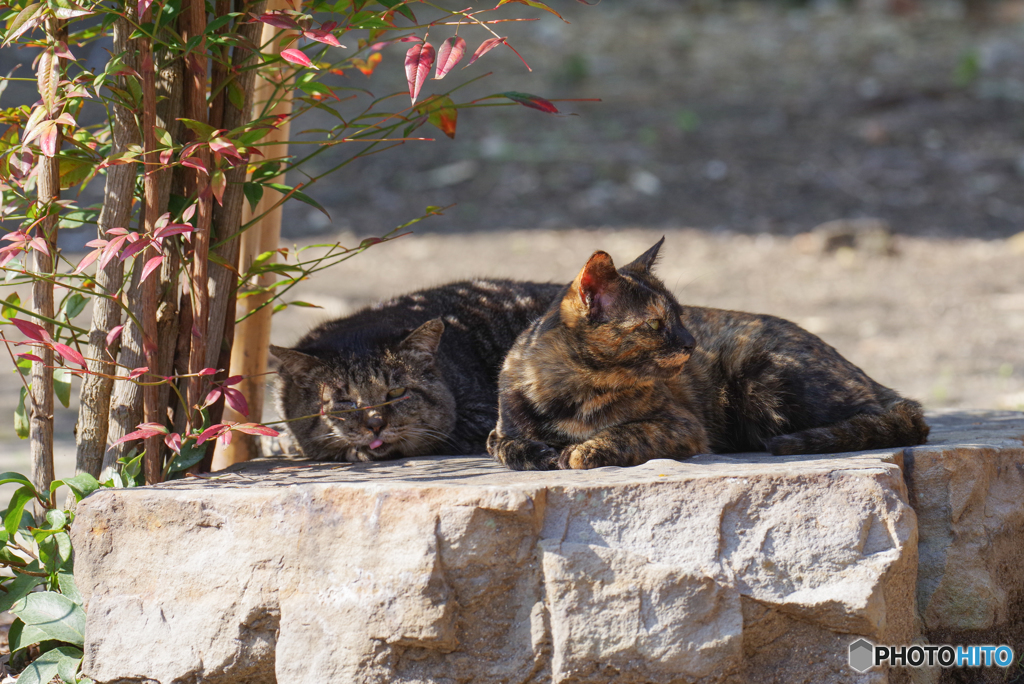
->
[767,398,929,456]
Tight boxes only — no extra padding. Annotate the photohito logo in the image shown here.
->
[849,640,1016,672]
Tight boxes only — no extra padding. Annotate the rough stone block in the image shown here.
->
[73,443,932,683]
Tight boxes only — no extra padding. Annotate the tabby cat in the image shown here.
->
[487,238,929,470]
[271,279,562,462]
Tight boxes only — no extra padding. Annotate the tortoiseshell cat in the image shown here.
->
[487,238,929,470]
[272,279,562,462]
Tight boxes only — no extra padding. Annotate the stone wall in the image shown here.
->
[71,410,1024,683]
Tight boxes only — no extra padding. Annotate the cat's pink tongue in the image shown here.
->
[369,439,384,450]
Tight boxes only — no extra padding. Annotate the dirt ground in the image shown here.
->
[1,2,1023,479]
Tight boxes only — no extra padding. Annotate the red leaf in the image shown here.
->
[232,423,280,437]
[209,137,243,162]
[72,249,99,275]
[106,324,124,347]
[303,28,343,47]
[405,40,435,105]
[28,236,49,255]
[224,387,249,417]
[159,149,172,165]
[466,37,506,68]
[127,366,149,379]
[203,388,222,408]
[255,11,299,30]
[137,0,154,19]
[38,121,58,157]
[210,170,226,205]
[196,423,228,446]
[10,318,51,343]
[198,367,218,376]
[140,254,164,282]
[53,342,85,367]
[223,375,243,386]
[119,236,151,262]
[112,422,168,447]
[153,223,194,239]
[434,36,466,80]
[281,49,315,69]
[16,353,43,363]
[164,432,182,454]
[180,157,209,174]
[500,91,559,113]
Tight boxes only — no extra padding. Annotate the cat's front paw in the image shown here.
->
[558,441,624,470]
[487,430,559,470]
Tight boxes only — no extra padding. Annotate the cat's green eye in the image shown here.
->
[387,387,407,398]
[647,319,664,331]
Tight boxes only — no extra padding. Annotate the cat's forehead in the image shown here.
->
[618,270,674,309]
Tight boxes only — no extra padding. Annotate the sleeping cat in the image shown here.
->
[271,279,562,462]
[487,238,929,470]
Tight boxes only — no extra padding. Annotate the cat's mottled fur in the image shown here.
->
[487,239,929,470]
[272,279,562,462]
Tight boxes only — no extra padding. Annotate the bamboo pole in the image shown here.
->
[213,0,292,469]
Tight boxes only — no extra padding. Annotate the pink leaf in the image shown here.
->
[209,137,242,161]
[223,375,243,386]
[153,223,194,239]
[180,157,208,174]
[434,36,466,80]
[38,121,58,157]
[112,422,168,447]
[16,353,43,363]
[224,387,249,417]
[159,149,172,165]
[405,40,435,105]
[164,432,182,454]
[127,366,149,379]
[72,248,99,275]
[107,227,129,236]
[137,0,154,19]
[219,430,233,446]
[182,203,196,222]
[196,423,227,446]
[281,49,314,69]
[232,423,280,437]
[140,254,164,282]
[119,236,151,262]
[53,342,85,367]
[466,37,506,68]
[210,170,226,205]
[106,324,124,347]
[255,11,299,30]
[28,236,49,255]
[198,367,218,376]
[303,28,343,47]
[203,388,223,408]
[10,318,51,343]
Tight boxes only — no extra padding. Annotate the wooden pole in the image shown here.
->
[212,0,291,469]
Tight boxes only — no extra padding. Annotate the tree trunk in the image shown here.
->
[75,11,136,478]
[214,4,292,467]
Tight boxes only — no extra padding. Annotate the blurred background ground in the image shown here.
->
[1,0,1023,478]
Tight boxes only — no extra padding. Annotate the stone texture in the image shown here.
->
[901,410,1024,683]
[71,410,1024,684]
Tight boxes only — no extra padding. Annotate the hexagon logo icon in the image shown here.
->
[849,638,875,672]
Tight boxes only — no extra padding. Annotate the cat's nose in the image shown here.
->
[365,414,385,434]
[674,326,696,353]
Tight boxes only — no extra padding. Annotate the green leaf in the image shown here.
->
[0,470,36,490]
[3,2,43,46]
[0,570,45,613]
[11,591,87,647]
[15,386,29,439]
[167,438,206,474]
[227,80,245,111]
[59,473,100,503]
[16,646,82,684]
[376,0,415,21]
[57,566,83,606]
[57,646,84,683]
[121,449,143,486]
[60,293,87,321]
[8,617,51,652]
[38,531,72,575]
[250,161,281,183]
[2,291,20,319]
[243,181,264,212]
[288,301,322,309]
[178,118,217,141]
[54,367,72,409]
[4,485,36,537]
[265,183,330,219]
[45,508,67,529]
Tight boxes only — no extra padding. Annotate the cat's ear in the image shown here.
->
[399,318,444,358]
[623,236,665,273]
[270,346,322,384]
[570,250,619,319]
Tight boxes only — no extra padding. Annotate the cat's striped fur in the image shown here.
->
[487,238,929,470]
[272,279,562,462]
